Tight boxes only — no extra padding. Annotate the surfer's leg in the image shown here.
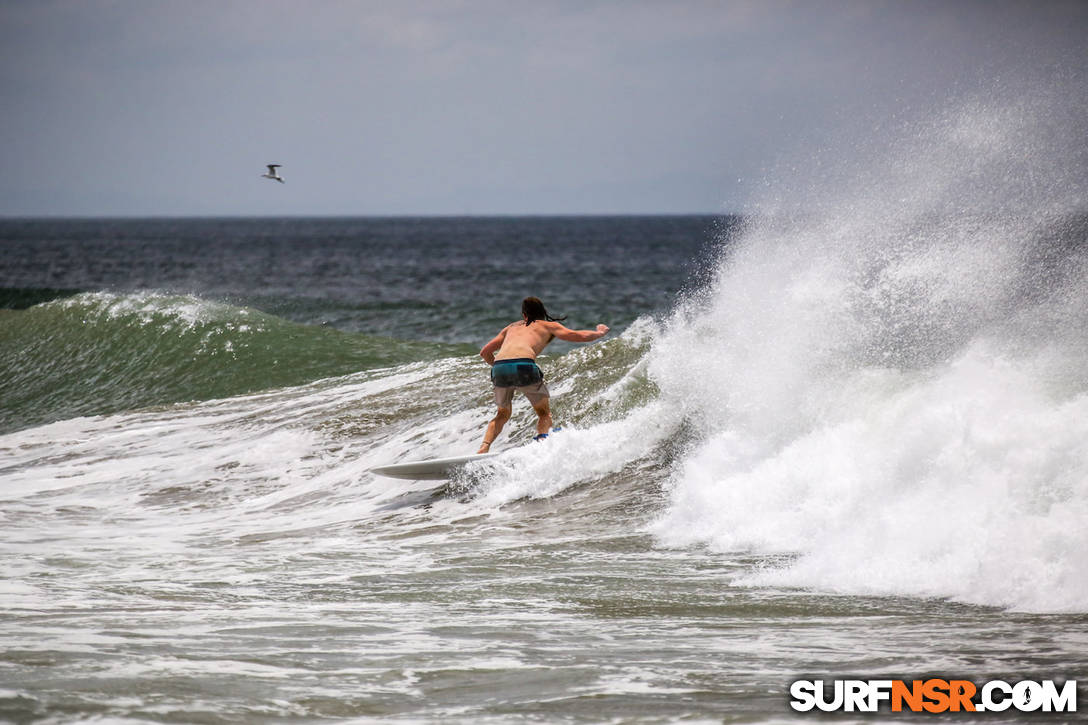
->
[530,397,552,438]
[478,405,511,454]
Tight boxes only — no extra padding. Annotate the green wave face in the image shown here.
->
[0,291,471,433]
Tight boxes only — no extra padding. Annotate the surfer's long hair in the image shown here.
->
[522,296,566,325]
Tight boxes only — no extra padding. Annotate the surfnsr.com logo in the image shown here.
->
[789,679,1077,713]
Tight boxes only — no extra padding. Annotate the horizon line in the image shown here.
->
[0,211,742,220]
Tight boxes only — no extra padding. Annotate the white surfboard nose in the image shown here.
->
[370,452,501,480]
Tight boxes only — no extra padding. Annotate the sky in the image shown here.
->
[1,0,1085,216]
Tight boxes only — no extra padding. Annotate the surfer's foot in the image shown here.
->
[477,440,492,454]
[533,427,561,442]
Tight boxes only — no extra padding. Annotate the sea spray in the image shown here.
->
[649,91,1088,612]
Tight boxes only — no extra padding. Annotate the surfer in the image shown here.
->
[477,297,609,453]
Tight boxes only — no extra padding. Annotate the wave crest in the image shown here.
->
[0,291,467,433]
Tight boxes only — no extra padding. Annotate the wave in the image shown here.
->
[647,90,1088,612]
[0,291,470,434]
[0,317,665,569]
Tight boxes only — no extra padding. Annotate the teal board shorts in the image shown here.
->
[490,358,549,407]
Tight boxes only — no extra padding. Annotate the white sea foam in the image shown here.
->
[649,90,1088,612]
[49,290,256,331]
[467,400,675,506]
[0,358,481,600]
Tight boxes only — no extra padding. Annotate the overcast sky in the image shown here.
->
[1,0,1085,216]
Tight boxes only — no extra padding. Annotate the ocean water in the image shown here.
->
[3,102,1088,721]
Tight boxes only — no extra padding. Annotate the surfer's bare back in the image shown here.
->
[477,297,609,453]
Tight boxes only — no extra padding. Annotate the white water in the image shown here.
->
[0,329,664,578]
[649,93,1088,612]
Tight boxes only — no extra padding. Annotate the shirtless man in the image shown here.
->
[477,297,609,453]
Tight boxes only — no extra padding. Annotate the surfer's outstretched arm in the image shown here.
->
[549,322,609,343]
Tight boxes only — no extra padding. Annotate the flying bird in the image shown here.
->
[261,164,285,183]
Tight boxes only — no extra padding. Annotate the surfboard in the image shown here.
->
[370,452,501,480]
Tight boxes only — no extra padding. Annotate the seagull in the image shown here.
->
[261,164,285,183]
